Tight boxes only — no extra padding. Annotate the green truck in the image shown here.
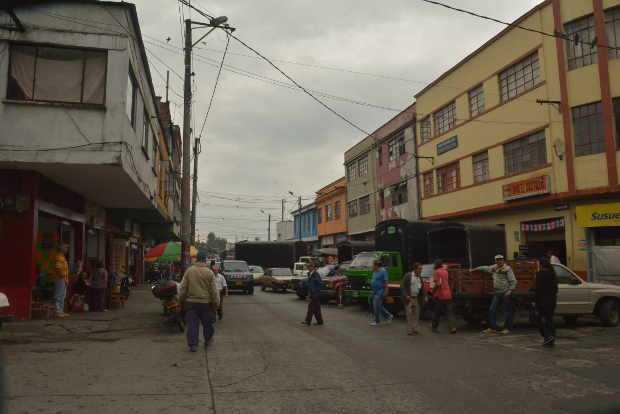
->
[343,220,440,314]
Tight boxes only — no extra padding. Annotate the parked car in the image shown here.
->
[221,260,254,295]
[261,268,294,293]
[249,265,265,284]
[293,262,308,276]
[296,265,347,301]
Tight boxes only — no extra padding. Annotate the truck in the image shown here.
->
[344,220,440,314]
[336,240,374,263]
[234,240,308,270]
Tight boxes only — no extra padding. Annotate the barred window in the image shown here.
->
[606,8,620,60]
[347,162,357,180]
[503,131,547,175]
[359,196,370,215]
[572,102,605,156]
[437,163,459,193]
[358,156,368,177]
[423,173,434,197]
[388,131,406,161]
[434,101,456,135]
[469,85,485,117]
[472,152,489,183]
[391,182,408,206]
[420,116,432,143]
[565,15,598,70]
[347,200,358,217]
[499,52,540,102]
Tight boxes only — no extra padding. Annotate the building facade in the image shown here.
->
[375,103,419,222]
[276,220,294,241]
[316,177,348,247]
[415,0,620,281]
[345,136,378,241]
[0,1,180,319]
[292,202,319,252]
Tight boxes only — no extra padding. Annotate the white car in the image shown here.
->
[293,262,308,277]
[553,264,620,326]
[0,292,11,329]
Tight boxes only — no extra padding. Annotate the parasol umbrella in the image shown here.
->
[145,242,198,263]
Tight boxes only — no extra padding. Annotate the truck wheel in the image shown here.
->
[563,315,578,326]
[599,299,620,327]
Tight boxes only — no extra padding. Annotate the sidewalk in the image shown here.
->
[1,286,214,414]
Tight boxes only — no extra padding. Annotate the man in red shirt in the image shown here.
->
[432,259,456,334]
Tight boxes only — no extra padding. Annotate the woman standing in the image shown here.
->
[88,261,108,312]
[536,257,558,347]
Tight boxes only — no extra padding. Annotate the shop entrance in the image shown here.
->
[521,218,567,263]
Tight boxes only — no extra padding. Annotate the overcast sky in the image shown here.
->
[132,0,541,242]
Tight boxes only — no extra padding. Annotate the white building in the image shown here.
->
[276,220,294,241]
[0,0,180,319]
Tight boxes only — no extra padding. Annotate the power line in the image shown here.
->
[418,0,620,51]
[197,33,230,139]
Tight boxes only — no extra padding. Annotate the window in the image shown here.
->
[7,44,106,105]
[434,101,456,135]
[379,189,385,209]
[572,102,605,156]
[472,152,489,183]
[359,195,370,215]
[126,70,137,127]
[391,182,408,206]
[594,227,620,246]
[334,201,341,219]
[347,162,357,180]
[565,15,597,70]
[437,163,459,193]
[325,205,333,222]
[614,98,620,146]
[423,173,434,197]
[317,209,322,224]
[420,117,432,143]
[348,200,358,217]
[388,131,406,161]
[553,265,581,285]
[499,52,540,102]
[152,143,159,176]
[378,146,383,166]
[142,111,151,155]
[358,156,368,177]
[606,8,620,60]
[468,85,485,117]
[503,130,547,175]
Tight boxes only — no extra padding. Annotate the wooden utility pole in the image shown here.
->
[181,19,193,269]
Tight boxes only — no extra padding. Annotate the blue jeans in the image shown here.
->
[185,302,216,348]
[489,293,514,331]
[372,290,392,323]
[54,279,67,313]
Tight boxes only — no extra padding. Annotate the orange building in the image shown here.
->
[316,177,348,248]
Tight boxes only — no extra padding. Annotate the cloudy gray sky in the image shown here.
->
[132,0,540,242]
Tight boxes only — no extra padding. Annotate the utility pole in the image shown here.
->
[281,199,285,222]
[268,213,271,241]
[165,70,170,103]
[190,137,199,244]
[181,19,193,270]
[298,196,302,240]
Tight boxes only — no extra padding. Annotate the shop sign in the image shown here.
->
[576,203,620,228]
[437,136,458,155]
[503,175,550,201]
[0,194,29,213]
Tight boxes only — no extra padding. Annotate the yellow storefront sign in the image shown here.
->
[576,203,620,227]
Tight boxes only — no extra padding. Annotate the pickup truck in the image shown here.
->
[221,260,254,295]
[450,262,620,327]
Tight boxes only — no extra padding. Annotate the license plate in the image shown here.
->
[234,282,244,288]
[352,292,359,298]
[385,297,395,304]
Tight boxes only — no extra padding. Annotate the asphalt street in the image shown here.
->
[1,286,620,414]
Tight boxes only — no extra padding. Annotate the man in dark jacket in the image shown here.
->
[536,257,558,347]
[302,262,323,326]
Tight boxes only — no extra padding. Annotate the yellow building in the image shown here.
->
[415,0,620,281]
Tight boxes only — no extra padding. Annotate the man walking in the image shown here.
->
[51,244,70,318]
[178,260,220,352]
[401,264,422,335]
[432,259,456,334]
[370,260,393,326]
[211,262,228,321]
[473,254,517,334]
[302,262,323,326]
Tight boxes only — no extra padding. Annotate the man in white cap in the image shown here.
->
[472,254,517,334]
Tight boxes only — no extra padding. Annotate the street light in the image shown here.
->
[259,209,271,241]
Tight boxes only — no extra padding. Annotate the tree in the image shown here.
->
[205,232,227,253]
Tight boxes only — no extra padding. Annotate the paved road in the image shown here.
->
[2,287,620,414]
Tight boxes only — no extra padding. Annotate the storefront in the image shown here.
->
[576,202,620,284]
[520,217,567,263]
